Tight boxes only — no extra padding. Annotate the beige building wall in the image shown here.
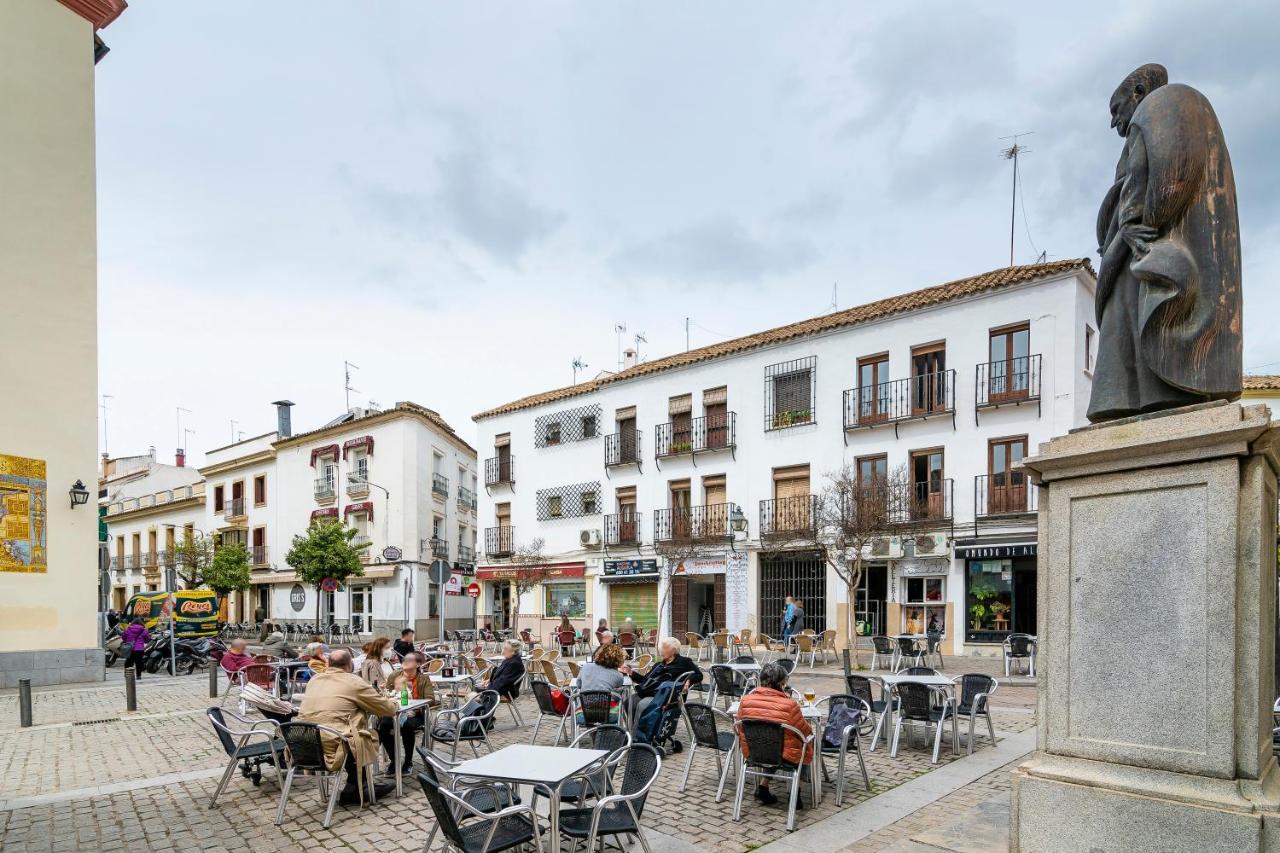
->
[0,0,102,678]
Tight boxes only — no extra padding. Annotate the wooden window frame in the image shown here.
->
[213,484,225,512]
[987,434,1029,514]
[856,353,890,424]
[909,447,946,520]
[253,474,267,507]
[909,342,947,416]
[988,322,1031,403]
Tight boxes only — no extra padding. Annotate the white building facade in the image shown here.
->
[474,260,1097,656]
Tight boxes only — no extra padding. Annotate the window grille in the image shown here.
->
[764,356,817,430]
[536,481,603,520]
[534,404,603,448]
[758,550,826,634]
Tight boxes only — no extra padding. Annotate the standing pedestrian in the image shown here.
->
[792,599,806,635]
[121,617,150,679]
[781,596,796,648]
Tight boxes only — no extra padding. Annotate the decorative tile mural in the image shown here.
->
[0,454,48,573]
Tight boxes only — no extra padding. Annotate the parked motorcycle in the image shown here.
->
[104,625,123,667]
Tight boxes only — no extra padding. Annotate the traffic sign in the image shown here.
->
[466,582,481,599]
[320,577,339,592]
[427,559,452,584]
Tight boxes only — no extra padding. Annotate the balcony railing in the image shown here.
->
[484,456,515,488]
[124,555,137,569]
[252,545,269,566]
[110,556,120,569]
[432,473,450,498]
[604,511,642,548]
[457,486,477,512]
[604,429,643,468]
[314,477,336,501]
[351,534,372,551]
[892,479,954,530]
[140,551,155,568]
[843,370,957,434]
[759,496,820,539]
[457,544,476,563]
[223,497,246,519]
[654,503,737,543]
[973,474,1037,533]
[485,526,514,558]
[654,413,737,460]
[975,354,1042,411]
[346,465,369,495]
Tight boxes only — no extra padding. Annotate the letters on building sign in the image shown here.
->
[957,544,1037,559]
[899,559,950,577]
[672,556,727,575]
[476,563,586,581]
[604,559,659,576]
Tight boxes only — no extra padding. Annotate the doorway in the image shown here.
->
[910,449,945,519]
[492,584,511,630]
[856,563,888,637]
[350,585,372,633]
[257,586,270,620]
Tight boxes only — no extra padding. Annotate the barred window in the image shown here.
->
[765,356,817,430]
[535,404,603,448]
[537,481,603,520]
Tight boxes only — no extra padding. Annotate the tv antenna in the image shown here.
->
[100,394,113,456]
[999,131,1033,267]
[572,357,588,384]
[634,332,647,362]
[176,407,191,453]
[614,323,627,370]
[182,427,196,454]
[829,283,838,312]
[230,419,238,443]
[344,360,360,410]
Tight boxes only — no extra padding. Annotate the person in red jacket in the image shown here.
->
[736,662,813,806]
[219,638,255,674]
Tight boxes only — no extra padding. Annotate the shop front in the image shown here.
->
[758,549,825,636]
[667,556,726,636]
[475,562,588,641]
[956,542,1037,648]
[883,557,954,654]
[601,559,660,636]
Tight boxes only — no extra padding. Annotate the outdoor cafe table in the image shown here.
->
[722,661,760,674]
[727,701,824,801]
[268,659,310,700]
[452,743,609,852]
[429,672,475,707]
[387,697,434,798]
[875,673,954,689]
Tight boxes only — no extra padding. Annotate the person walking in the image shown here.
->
[121,617,150,680]
[781,596,796,648]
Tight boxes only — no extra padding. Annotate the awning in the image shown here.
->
[344,501,374,522]
[309,444,339,466]
[476,562,585,581]
[310,508,338,523]
[343,436,374,459]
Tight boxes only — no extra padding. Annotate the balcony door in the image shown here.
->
[910,344,947,416]
[617,488,637,544]
[617,415,637,463]
[773,466,810,532]
[857,355,889,424]
[989,323,1030,402]
[704,386,728,448]
[670,481,692,539]
[702,476,727,537]
[496,443,511,481]
[988,436,1028,513]
[910,448,945,520]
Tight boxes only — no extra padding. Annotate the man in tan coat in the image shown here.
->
[297,648,398,803]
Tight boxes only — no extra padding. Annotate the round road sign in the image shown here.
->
[427,559,452,584]
[466,582,481,599]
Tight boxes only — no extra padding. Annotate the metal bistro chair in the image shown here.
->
[734,629,754,658]
[890,682,958,764]
[815,695,873,804]
[711,631,732,664]
[870,636,895,671]
[903,666,938,677]
[921,632,944,670]
[559,723,631,807]
[529,678,573,746]
[756,633,786,664]
[773,657,797,677]
[574,689,625,735]
[416,747,525,853]
[708,664,748,711]
[731,719,815,832]
[678,701,738,799]
[1004,633,1037,676]
[953,674,998,755]
[418,771,545,853]
[819,629,838,665]
[844,673,895,751]
[430,690,500,760]
[557,744,662,853]
[617,631,637,659]
[894,637,923,672]
[206,707,287,807]
[557,629,576,657]
[274,722,377,829]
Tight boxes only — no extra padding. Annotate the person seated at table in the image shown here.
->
[309,634,331,654]
[359,637,396,689]
[737,662,813,807]
[393,628,416,659]
[304,642,329,676]
[296,648,398,804]
[376,652,431,775]
[579,643,628,692]
[595,617,609,645]
[593,631,615,662]
[219,639,255,675]
[632,636,702,721]
[477,639,525,700]
[259,631,296,659]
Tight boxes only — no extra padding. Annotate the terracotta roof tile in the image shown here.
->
[1243,375,1280,391]
[474,258,1094,421]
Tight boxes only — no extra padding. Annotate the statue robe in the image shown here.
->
[1087,83,1241,422]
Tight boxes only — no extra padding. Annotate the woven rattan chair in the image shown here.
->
[273,722,374,828]
[559,724,631,805]
[557,744,661,853]
[735,629,754,658]
[206,707,286,807]
[903,666,938,676]
[870,636,895,671]
[415,747,524,853]
[894,637,922,672]
[686,633,707,662]
[575,689,623,730]
[565,660,581,679]
[793,634,818,669]
[953,673,998,754]
[678,701,738,798]
[756,633,785,664]
[921,632,944,670]
[430,690,500,760]
[844,673,895,751]
[731,719,815,832]
[819,629,838,665]
[890,682,958,764]
[773,657,797,676]
[711,631,732,664]
[816,695,873,803]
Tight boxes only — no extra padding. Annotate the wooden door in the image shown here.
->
[671,575,689,635]
[617,417,637,463]
[910,344,946,416]
[857,355,889,424]
[713,574,726,632]
[910,449,945,519]
[705,403,728,448]
[988,436,1028,513]
[989,324,1030,402]
[670,483,692,538]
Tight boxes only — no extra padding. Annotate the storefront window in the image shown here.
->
[903,576,946,635]
[544,582,586,618]
[966,560,1014,642]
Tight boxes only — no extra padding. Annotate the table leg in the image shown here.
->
[394,713,404,798]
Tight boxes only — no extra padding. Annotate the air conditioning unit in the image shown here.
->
[913,533,950,557]
[580,529,602,548]
[863,535,903,560]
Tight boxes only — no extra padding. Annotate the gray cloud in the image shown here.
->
[610,216,817,284]
[775,189,844,224]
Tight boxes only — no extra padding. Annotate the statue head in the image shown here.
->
[1109,63,1168,138]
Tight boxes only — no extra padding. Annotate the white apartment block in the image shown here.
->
[474,260,1098,656]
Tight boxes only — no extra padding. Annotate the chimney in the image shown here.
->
[622,347,637,369]
[272,400,295,438]
[148,445,156,460]
[175,448,185,467]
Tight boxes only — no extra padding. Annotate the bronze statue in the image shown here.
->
[1087,63,1241,423]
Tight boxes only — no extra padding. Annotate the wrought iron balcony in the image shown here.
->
[604,512,642,548]
[351,534,372,551]
[314,477,336,501]
[654,503,737,543]
[654,413,736,461]
[973,474,1037,534]
[843,370,957,436]
[485,526,514,558]
[975,354,1042,416]
[484,456,514,488]
[223,497,246,520]
[252,545,269,566]
[759,496,820,539]
[346,465,369,495]
[893,479,954,529]
[432,473,449,498]
[604,429,643,468]
[140,551,155,568]
[457,544,476,563]
[457,486,477,512]
[124,554,137,569]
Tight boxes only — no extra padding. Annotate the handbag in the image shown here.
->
[549,686,570,715]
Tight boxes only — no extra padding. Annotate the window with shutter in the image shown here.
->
[765,356,817,429]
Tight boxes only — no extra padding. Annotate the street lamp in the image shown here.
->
[427,534,448,646]
[69,480,90,508]
[729,504,748,552]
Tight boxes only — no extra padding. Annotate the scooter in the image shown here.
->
[104,625,123,668]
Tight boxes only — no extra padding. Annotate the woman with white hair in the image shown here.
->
[632,635,703,722]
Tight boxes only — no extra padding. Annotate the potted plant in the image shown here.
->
[990,601,1010,629]
[969,602,987,631]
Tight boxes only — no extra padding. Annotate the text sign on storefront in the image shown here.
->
[899,559,950,577]
[671,556,726,575]
[604,559,659,577]
[475,563,586,581]
[289,584,306,612]
[956,544,1037,559]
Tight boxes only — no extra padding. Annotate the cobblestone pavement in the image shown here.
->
[0,656,1035,852]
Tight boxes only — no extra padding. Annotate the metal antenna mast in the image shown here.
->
[999,131,1033,266]
[344,361,360,410]
[614,323,626,370]
[176,407,191,454]
[230,419,238,443]
[572,357,588,385]
[182,427,196,454]
[685,317,690,352]
[634,332,647,363]
[100,394,113,456]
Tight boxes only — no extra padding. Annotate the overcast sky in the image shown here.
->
[95,1,1280,465]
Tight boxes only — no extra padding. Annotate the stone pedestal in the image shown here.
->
[1011,401,1280,852]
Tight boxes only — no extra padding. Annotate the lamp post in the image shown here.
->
[428,535,447,646]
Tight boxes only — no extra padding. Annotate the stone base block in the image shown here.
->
[1011,754,1280,852]
[0,647,105,688]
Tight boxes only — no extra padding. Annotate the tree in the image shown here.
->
[204,541,252,599]
[506,537,545,634]
[285,520,368,628]
[170,534,215,589]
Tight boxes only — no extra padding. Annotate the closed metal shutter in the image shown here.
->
[609,583,658,632]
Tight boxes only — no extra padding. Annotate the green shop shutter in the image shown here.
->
[609,583,658,633]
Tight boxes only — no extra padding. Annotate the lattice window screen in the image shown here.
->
[534,404,603,448]
[536,481,603,520]
[764,356,817,430]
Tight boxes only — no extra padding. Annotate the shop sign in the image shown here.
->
[899,559,950,577]
[604,559,658,577]
[289,584,306,612]
[956,543,1037,559]
[381,545,402,562]
[671,556,726,575]
[445,573,463,595]
[475,563,586,581]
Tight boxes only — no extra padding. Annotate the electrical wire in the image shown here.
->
[1016,159,1041,260]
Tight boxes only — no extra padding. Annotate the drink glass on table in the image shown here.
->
[803,689,816,706]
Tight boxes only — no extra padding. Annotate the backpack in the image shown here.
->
[822,703,863,749]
